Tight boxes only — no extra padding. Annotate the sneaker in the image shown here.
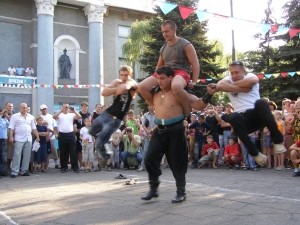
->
[292,171,300,177]
[73,168,80,173]
[21,171,30,176]
[104,143,113,156]
[61,168,68,173]
[55,165,61,169]
[234,164,240,170]
[106,166,111,172]
[137,166,145,172]
[251,168,259,171]
[10,174,17,178]
[92,166,101,172]
[273,143,287,154]
[253,152,267,166]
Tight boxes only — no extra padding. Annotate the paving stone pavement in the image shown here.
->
[1,165,300,225]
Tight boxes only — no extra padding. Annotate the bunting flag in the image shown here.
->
[154,0,300,39]
[178,5,195,20]
[1,70,299,88]
[159,2,177,15]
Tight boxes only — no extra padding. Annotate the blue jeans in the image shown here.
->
[120,151,142,165]
[90,111,122,148]
[140,138,150,168]
[240,136,256,169]
[0,139,8,174]
[11,141,32,176]
[193,140,204,165]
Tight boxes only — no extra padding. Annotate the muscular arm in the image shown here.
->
[216,79,251,93]
[185,44,200,83]
[102,80,121,97]
[234,76,259,88]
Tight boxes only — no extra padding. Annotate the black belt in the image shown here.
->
[156,121,184,135]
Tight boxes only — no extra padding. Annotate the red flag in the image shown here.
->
[270,25,279,33]
[200,79,206,84]
[256,74,264,80]
[289,28,300,39]
[280,72,288,78]
[178,5,195,20]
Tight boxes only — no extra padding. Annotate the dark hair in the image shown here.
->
[156,66,174,77]
[161,20,177,30]
[229,61,244,67]
[228,135,238,142]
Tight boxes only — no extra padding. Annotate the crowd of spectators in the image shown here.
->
[5,65,34,76]
[0,96,300,179]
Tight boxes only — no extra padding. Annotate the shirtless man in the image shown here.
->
[140,66,215,203]
[138,20,200,116]
[89,65,137,160]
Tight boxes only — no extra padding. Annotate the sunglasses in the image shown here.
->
[229,61,244,66]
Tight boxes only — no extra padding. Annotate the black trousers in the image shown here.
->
[228,99,283,156]
[58,132,78,170]
[144,123,188,189]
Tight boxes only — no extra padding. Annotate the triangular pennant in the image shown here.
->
[260,23,271,36]
[280,72,288,77]
[74,84,79,88]
[159,2,177,15]
[273,73,280,78]
[200,79,206,83]
[277,26,289,35]
[265,74,272,79]
[256,74,264,79]
[288,72,296,77]
[178,5,195,20]
[270,25,279,33]
[196,10,209,22]
[289,28,300,39]
[296,71,300,75]
[206,78,212,81]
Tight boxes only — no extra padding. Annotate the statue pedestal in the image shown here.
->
[58,78,76,84]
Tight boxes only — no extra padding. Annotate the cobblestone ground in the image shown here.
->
[1,165,300,225]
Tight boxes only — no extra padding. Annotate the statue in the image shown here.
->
[59,48,72,79]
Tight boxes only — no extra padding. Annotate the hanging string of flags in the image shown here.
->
[154,0,300,39]
[1,71,299,89]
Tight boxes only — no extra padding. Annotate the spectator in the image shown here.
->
[126,109,140,135]
[25,65,34,76]
[80,118,94,173]
[40,104,60,169]
[189,114,211,168]
[274,110,286,170]
[268,101,277,112]
[120,127,142,169]
[139,105,156,171]
[290,140,300,177]
[187,114,197,164]
[4,102,13,174]
[15,65,25,76]
[74,101,91,170]
[91,104,102,123]
[9,103,39,178]
[7,65,16,75]
[205,105,219,144]
[34,115,50,173]
[110,129,122,169]
[262,127,272,168]
[53,103,82,173]
[0,107,9,176]
[199,135,220,169]
[240,132,258,171]
[223,136,242,169]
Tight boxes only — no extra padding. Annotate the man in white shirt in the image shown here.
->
[7,65,16,75]
[40,104,60,169]
[25,66,35,76]
[214,61,286,166]
[9,103,39,178]
[53,103,81,173]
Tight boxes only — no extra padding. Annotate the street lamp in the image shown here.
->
[230,0,236,61]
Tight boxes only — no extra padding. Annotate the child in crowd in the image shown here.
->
[199,135,219,169]
[187,114,197,164]
[80,118,94,172]
[223,136,242,169]
[290,140,300,177]
[274,110,286,170]
[34,116,49,172]
[262,127,272,168]
[111,129,121,168]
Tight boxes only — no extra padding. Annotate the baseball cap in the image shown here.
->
[40,104,47,110]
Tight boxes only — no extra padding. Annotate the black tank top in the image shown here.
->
[106,90,132,120]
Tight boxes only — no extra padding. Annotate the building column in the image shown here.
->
[35,0,57,113]
[84,2,107,108]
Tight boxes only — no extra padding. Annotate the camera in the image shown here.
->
[69,106,74,111]
[126,127,133,133]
